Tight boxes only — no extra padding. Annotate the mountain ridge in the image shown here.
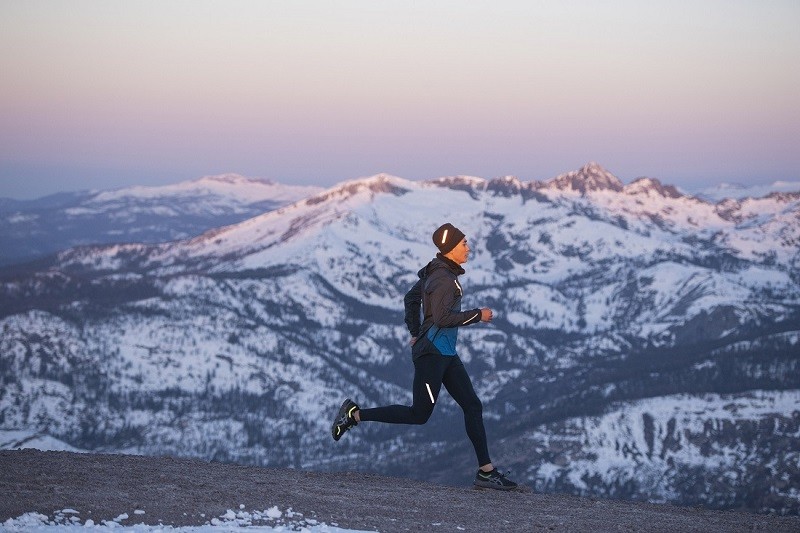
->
[3,164,798,269]
[0,174,323,267]
[1,163,798,514]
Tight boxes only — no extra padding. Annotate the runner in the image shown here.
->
[332,223,518,491]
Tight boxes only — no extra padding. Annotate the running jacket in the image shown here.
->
[404,254,483,359]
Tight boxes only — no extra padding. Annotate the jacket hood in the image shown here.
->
[417,254,465,279]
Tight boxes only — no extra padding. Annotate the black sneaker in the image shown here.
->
[331,398,359,441]
[474,468,518,491]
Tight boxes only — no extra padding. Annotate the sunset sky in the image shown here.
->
[1,1,798,199]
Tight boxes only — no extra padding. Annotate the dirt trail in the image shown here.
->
[1,450,797,532]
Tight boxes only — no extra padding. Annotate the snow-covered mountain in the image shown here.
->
[1,163,798,514]
[694,180,800,202]
[0,174,322,267]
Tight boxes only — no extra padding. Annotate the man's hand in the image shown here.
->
[410,336,418,346]
[480,308,493,322]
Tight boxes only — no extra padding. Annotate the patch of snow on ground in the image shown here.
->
[1,506,375,532]
[0,430,86,453]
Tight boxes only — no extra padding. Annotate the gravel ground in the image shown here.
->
[1,449,798,532]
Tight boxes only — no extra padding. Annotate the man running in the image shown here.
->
[331,222,518,491]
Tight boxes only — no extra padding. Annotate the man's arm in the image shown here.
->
[428,276,483,328]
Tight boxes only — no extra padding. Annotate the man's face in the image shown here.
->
[446,237,470,264]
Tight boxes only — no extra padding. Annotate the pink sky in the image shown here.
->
[1,1,798,198]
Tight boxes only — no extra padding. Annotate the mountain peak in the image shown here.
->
[624,177,684,199]
[90,173,288,204]
[547,162,624,194]
[487,175,524,197]
[305,174,411,205]
[426,175,487,188]
[194,173,275,187]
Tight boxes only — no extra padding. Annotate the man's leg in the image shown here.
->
[358,354,444,425]
[442,356,491,467]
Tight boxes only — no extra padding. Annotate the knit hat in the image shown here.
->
[432,223,465,255]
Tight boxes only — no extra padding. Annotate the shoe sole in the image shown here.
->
[331,400,357,442]
[473,482,530,492]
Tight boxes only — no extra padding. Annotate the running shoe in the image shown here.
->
[474,468,518,491]
[331,398,359,441]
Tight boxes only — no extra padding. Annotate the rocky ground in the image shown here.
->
[1,449,798,532]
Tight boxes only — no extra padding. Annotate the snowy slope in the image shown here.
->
[0,174,322,266]
[694,180,800,202]
[519,390,800,512]
[84,174,318,207]
[1,163,798,514]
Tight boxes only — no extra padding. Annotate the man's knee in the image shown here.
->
[463,396,483,418]
[410,404,434,424]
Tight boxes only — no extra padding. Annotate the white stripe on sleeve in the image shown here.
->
[463,312,480,325]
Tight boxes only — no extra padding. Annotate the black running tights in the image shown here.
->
[358,354,491,467]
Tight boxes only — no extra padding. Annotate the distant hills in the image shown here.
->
[0,174,322,267]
